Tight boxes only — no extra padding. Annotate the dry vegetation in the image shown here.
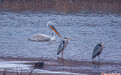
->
[0,0,121,13]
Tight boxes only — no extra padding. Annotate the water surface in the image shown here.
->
[0,0,121,74]
[0,12,121,63]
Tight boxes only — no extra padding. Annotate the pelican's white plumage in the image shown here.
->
[28,21,62,42]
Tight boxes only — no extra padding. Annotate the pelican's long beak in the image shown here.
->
[50,25,62,38]
[67,38,72,39]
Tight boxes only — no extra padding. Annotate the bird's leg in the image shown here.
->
[98,55,100,62]
[61,51,63,58]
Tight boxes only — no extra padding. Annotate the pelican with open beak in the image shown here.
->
[28,21,62,42]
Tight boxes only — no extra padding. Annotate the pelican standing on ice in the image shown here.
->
[57,37,72,57]
[92,42,104,60]
[28,21,62,42]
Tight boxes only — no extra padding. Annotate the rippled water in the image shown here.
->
[0,0,121,74]
[0,11,121,63]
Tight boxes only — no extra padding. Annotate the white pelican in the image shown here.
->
[92,42,104,60]
[57,37,72,58]
[28,21,62,42]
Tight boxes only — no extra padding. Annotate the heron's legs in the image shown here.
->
[98,55,100,61]
[61,51,63,58]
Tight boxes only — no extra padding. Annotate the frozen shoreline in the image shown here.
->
[0,58,86,75]
[0,57,121,75]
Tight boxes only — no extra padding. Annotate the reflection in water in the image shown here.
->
[0,0,121,14]
[92,61,101,65]
[92,61,101,75]
[57,57,65,65]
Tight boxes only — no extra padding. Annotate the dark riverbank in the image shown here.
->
[0,0,121,14]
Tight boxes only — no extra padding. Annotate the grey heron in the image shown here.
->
[57,37,72,57]
[28,21,62,42]
[92,42,104,60]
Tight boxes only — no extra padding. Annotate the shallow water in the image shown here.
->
[0,11,121,63]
